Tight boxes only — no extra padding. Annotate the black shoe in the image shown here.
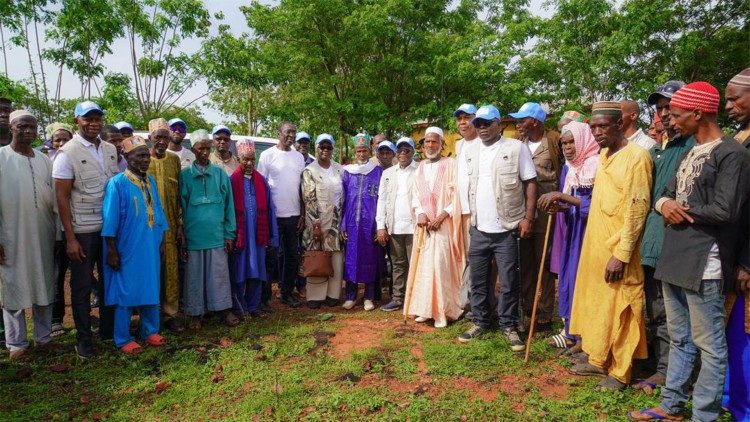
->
[165,318,185,333]
[325,297,340,307]
[75,341,97,359]
[280,294,301,308]
[260,302,274,314]
[458,325,488,343]
[307,300,322,309]
[380,299,403,312]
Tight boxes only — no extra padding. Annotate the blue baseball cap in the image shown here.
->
[114,121,133,131]
[74,101,103,118]
[453,103,478,117]
[296,131,312,142]
[395,137,415,149]
[168,118,187,129]
[377,140,396,153]
[471,105,502,125]
[509,102,546,123]
[316,133,334,146]
[211,125,232,136]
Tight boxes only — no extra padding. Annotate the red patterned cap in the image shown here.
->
[670,81,720,114]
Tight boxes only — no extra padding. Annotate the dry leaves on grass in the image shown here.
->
[219,337,234,348]
[211,364,224,383]
[155,381,171,394]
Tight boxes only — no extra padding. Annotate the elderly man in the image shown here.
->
[636,80,692,395]
[377,137,418,312]
[341,133,384,311]
[568,101,653,391]
[146,118,184,333]
[458,105,538,350]
[454,103,479,158]
[257,122,306,308]
[629,82,750,421]
[403,128,464,328]
[723,68,750,421]
[210,125,239,175]
[621,100,657,150]
[114,121,134,138]
[53,101,119,358]
[167,118,195,168]
[0,110,58,360]
[102,135,168,355]
[180,129,238,328]
[295,131,315,166]
[102,125,127,172]
[510,102,561,332]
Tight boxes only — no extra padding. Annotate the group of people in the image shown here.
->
[1,67,749,421]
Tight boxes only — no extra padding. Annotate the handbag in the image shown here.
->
[299,248,334,278]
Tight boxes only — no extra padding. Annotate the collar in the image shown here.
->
[189,161,213,177]
[73,133,102,148]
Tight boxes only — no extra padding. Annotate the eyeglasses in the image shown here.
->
[396,147,413,154]
[171,128,186,134]
[318,145,333,151]
[472,119,495,128]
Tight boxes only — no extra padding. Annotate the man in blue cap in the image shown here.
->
[458,105,538,350]
[376,140,396,170]
[453,103,479,158]
[509,102,561,333]
[53,101,120,358]
[166,117,195,168]
[114,121,134,138]
[209,125,239,175]
[295,131,315,166]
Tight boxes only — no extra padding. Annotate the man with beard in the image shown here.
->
[167,118,195,169]
[210,125,239,175]
[146,118,184,333]
[295,131,315,166]
[102,125,127,173]
[53,101,119,358]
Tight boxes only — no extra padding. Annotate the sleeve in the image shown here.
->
[518,144,538,181]
[179,170,189,221]
[222,172,237,240]
[412,179,424,216]
[267,179,280,248]
[456,153,470,215]
[301,169,320,222]
[150,177,169,237]
[100,178,120,238]
[375,172,388,230]
[51,151,75,180]
[256,150,269,178]
[339,171,348,231]
[687,150,750,225]
[654,173,677,215]
[612,153,653,263]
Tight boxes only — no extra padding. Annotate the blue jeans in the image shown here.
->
[660,279,727,422]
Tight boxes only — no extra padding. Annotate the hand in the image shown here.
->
[297,215,305,234]
[417,213,430,228]
[518,218,533,238]
[428,212,448,231]
[106,247,120,271]
[604,256,625,283]
[176,226,185,246]
[537,192,562,213]
[0,244,5,265]
[376,229,389,246]
[661,200,695,225]
[312,224,323,242]
[735,266,750,295]
[66,238,87,263]
[342,231,348,242]
[225,239,235,254]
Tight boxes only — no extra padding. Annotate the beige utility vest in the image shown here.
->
[60,135,119,233]
[380,161,417,232]
[466,138,526,231]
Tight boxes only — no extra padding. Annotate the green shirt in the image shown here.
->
[180,162,236,250]
[640,135,696,268]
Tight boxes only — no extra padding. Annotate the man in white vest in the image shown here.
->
[53,101,120,358]
[457,105,538,351]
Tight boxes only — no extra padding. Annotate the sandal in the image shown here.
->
[597,375,626,391]
[633,373,666,395]
[120,341,143,355]
[188,317,202,330]
[145,334,166,347]
[547,333,576,349]
[224,312,240,327]
[569,362,606,377]
[627,408,684,421]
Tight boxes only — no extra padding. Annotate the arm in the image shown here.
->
[519,178,538,238]
[375,173,389,245]
[104,237,120,270]
[686,150,749,225]
[612,154,653,264]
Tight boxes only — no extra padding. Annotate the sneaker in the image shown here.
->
[342,300,355,310]
[75,341,97,359]
[503,329,525,352]
[363,300,375,311]
[434,319,447,329]
[380,300,403,312]
[415,316,429,323]
[280,294,301,308]
[50,323,65,337]
[458,325,487,343]
[165,318,185,333]
[9,349,27,361]
[90,294,99,308]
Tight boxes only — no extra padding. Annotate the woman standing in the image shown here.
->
[301,134,344,309]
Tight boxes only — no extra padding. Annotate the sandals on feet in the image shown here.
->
[569,362,606,377]
[145,334,166,347]
[120,341,143,355]
[548,333,576,349]
[633,373,666,395]
[225,312,240,327]
[626,408,684,421]
[597,375,627,391]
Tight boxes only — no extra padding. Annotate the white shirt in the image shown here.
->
[412,160,454,217]
[628,128,657,150]
[257,146,305,217]
[702,243,722,280]
[167,147,196,169]
[474,139,537,233]
[52,134,107,180]
[527,140,542,155]
[376,162,417,234]
[456,137,479,215]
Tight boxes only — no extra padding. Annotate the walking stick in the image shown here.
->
[524,213,554,363]
[403,227,426,324]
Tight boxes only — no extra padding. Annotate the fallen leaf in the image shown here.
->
[254,354,267,361]
[80,395,91,404]
[219,337,233,348]
[92,412,108,421]
[317,313,333,321]
[264,406,273,416]
[49,363,69,373]
[155,381,171,394]
[271,381,283,395]
[211,364,224,383]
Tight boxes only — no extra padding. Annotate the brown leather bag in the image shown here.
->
[299,249,334,278]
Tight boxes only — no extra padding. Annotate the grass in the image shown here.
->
[0,307,729,421]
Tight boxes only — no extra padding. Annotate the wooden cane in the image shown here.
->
[524,213,554,363]
[403,227,426,324]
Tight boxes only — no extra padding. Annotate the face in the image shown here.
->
[515,117,538,139]
[239,152,256,175]
[0,104,10,130]
[423,133,443,159]
[317,141,334,161]
[11,116,38,145]
[589,114,622,149]
[51,130,72,150]
[152,129,171,156]
[76,113,103,140]
[654,97,672,131]
[296,140,310,156]
[126,146,151,174]
[455,113,476,138]
[377,148,395,166]
[725,84,750,126]
[278,123,296,148]
[120,128,134,138]
[668,106,700,137]
[192,140,211,162]
[396,144,414,166]
[560,132,576,162]
[105,132,125,156]
[213,131,231,153]
[354,145,370,163]
[473,118,502,142]
[170,126,186,142]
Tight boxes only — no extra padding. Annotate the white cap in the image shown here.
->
[424,126,444,139]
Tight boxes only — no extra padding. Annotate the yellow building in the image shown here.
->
[410,118,519,157]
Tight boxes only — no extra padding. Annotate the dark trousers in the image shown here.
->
[69,231,113,343]
[468,227,520,330]
[389,234,413,301]
[520,232,554,322]
[52,240,70,325]
[277,216,300,297]
[644,265,670,376]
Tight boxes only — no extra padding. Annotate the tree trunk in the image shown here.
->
[0,22,8,77]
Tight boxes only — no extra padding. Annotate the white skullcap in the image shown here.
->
[424,126,444,139]
[9,110,35,124]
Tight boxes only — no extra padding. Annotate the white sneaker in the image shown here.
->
[342,300,355,310]
[434,319,447,328]
[363,300,375,311]
[415,316,429,323]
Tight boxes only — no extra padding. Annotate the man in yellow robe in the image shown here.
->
[147,118,184,332]
[569,101,653,391]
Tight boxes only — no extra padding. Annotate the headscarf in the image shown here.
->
[561,121,599,194]
[45,122,74,139]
